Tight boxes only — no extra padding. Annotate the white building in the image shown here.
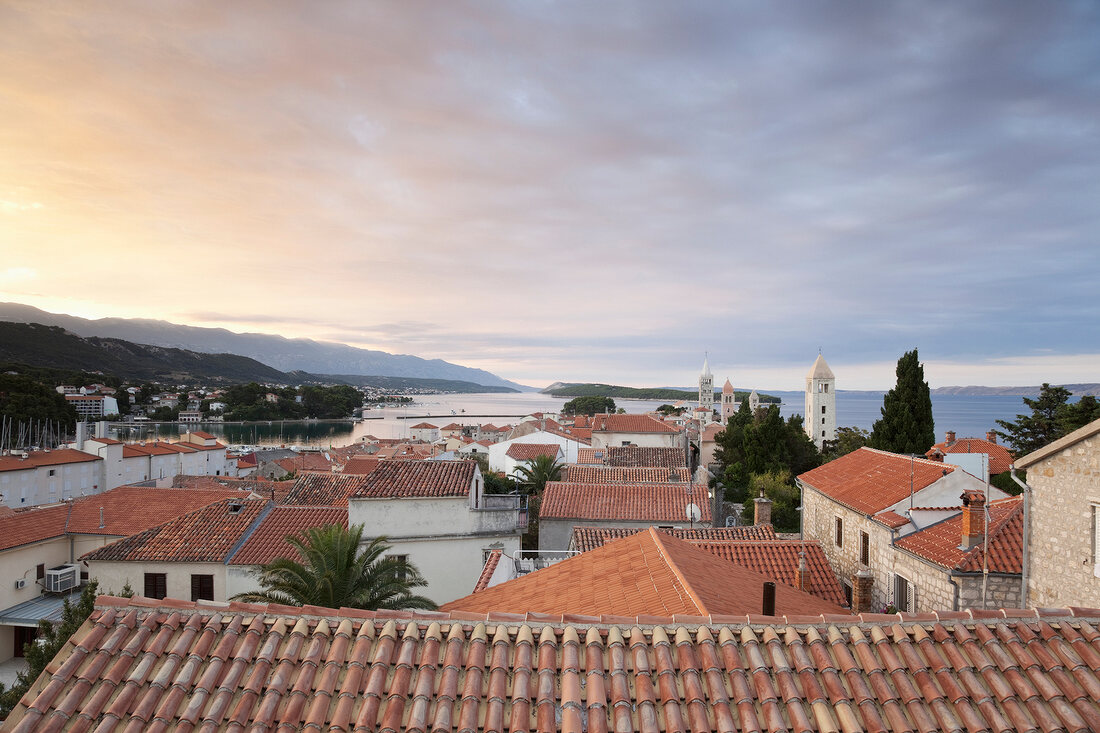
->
[0,449,104,508]
[408,422,440,443]
[65,394,119,418]
[804,353,837,449]
[589,413,683,450]
[487,430,589,473]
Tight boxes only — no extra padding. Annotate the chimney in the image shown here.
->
[960,490,986,550]
[797,552,809,591]
[753,491,772,526]
[945,430,956,446]
[761,581,776,616]
[986,431,997,444]
[852,569,874,613]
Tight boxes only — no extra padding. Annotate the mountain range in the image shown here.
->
[0,303,528,390]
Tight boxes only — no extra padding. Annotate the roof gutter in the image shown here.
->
[1010,465,1032,607]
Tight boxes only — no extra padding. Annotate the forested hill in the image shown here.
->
[542,382,781,403]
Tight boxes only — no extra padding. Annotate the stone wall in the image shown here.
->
[1026,431,1100,607]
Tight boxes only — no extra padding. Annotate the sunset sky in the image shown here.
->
[1,2,1098,390]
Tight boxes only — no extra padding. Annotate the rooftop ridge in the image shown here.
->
[858,445,957,470]
[644,528,710,616]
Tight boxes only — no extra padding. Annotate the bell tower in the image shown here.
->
[804,352,836,449]
[699,354,714,413]
[720,379,736,421]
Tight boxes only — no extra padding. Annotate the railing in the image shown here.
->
[510,549,578,576]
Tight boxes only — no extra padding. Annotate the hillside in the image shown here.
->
[289,373,517,393]
[930,383,1100,397]
[0,302,528,391]
[542,382,780,403]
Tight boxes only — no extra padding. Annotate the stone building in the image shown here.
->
[698,354,714,413]
[1016,416,1100,608]
[804,353,836,449]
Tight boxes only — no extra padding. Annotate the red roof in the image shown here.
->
[875,510,911,528]
[895,496,1024,573]
[442,528,844,617]
[0,448,101,473]
[190,431,216,440]
[9,597,1100,732]
[472,548,504,593]
[688,540,847,606]
[562,466,691,483]
[273,452,335,474]
[228,506,348,566]
[82,499,268,563]
[282,474,371,507]
[590,413,681,434]
[341,456,381,475]
[504,443,561,461]
[351,460,476,499]
[798,447,955,515]
[606,445,687,468]
[540,482,711,522]
[440,423,464,431]
[927,437,1015,475]
[575,448,606,464]
[570,525,777,551]
[408,422,437,430]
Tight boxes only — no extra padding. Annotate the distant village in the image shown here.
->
[2,353,1099,729]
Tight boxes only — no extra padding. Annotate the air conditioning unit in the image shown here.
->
[14,579,27,590]
[44,564,79,593]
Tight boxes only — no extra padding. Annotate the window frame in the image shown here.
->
[860,531,870,566]
[144,572,168,600]
[834,517,843,547]
[391,554,409,583]
[190,574,214,602]
[894,573,915,612]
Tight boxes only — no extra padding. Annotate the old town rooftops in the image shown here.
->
[10,596,1100,733]
[589,413,681,434]
[442,528,845,618]
[541,481,711,523]
[351,459,476,499]
[895,496,1024,574]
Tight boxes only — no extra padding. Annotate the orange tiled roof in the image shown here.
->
[408,422,438,429]
[575,447,606,464]
[541,482,711,522]
[352,460,475,499]
[689,540,847,606]
[0,448,100,473]
[701,423,725,441]
[282,474,371,507]
[443,528,844,617]
[875,509,911,528]
[273,452,335,474]
[927,437,1015,475]
[9,596,1100,733]
[590,413,681,434]
[504,443,561,461]
[472,548,504,593]
[570,524,778,552]
[341,456,381,475]
[82,498,268,563]
[440,423,464,431]
[895,496,1024,573]
[798,447,955,515]
[561,466,692,483]
[606,445,687,468]
[190,430,216,440]
[228,505,348,566]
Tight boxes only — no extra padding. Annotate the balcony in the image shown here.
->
[474,493,528,531]
[510,549,578,576]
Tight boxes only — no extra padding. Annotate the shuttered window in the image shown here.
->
[144,573,167,600]
[860,532,870,566]
[191,574,214,602]
[894,574,916,613]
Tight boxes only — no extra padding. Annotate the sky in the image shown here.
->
[1,2,1098,390]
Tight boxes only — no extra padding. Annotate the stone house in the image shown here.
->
[798,447,1007,612]
[1016,416,1100,608]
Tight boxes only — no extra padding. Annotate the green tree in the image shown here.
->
[821,426,872,461]
[0,374,79,429]
[656,404,685,416]
[749,470,801,532]
[995,384,1098,455]
[561,395,615,416]
[871,349,935,454]
[232,524,436,610]
[513,454,564,496]
[714,401,820,503]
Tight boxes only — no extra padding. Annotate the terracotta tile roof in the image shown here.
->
[927,436,1015,474]
[504,443,561,461]
[472,548,504,593]
[875,509,911,528]
[798,447,955,515]
[561,426,592,442]
[606,445,687,467]
[374,444,430,460]
[281,474,371,507]
[701,422,725,441]
[561,465,692,483]
[443,528,844,617]
[440,422,464,430]
[82,499,268,563]
[10,596,1100,733]
[590,413,681,434]
[273,452,335,473]
[0,448,101,473]
[541,481,711,522]
[351,460,475,499]
[340,456,381,475]
[408,422,437,429]
[570,524,777,552]
[895,496,1025,573]
[228,506,348,566]
[189,430,216,439]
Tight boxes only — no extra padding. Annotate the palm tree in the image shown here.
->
[232,523,436,610]
[513,454,563,496]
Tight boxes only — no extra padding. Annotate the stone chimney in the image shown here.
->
[986,431,997,444]
[753,492,772,526]
[960,490,986,550]
[945,430,956,446]
[852,570,874,613]
[797,552,809,591]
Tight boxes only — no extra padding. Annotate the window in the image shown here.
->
[191,574,214,602]
[144,573,167,600]
[860,532,870,566]
[36,564,45,580]
[821,406,826,414]
[822,417,826,425]
[894,574,915,612]
[48,469,56,476]
[842,581,853,608]
[822,430,825,437]
[391,555,409,583]
[824,384,829,393]
[834,517,843,547]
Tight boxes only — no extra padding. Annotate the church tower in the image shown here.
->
[699,355,714,413]
[720,379,736,421]
[804,353,836,449]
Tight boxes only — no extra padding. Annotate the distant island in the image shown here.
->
[930,383,1100,397]
[541,382,781,403]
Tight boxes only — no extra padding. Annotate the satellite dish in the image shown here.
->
[685,503,702,523]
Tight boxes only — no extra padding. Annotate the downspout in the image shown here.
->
[947,574,961,612]
[1011,465,1032,607]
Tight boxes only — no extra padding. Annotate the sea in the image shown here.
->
[108,390,1029,450]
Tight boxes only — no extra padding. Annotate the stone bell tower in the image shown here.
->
[804,352,836,449]
[699,354,714,413]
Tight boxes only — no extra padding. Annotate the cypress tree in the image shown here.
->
[871,349,935,454]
